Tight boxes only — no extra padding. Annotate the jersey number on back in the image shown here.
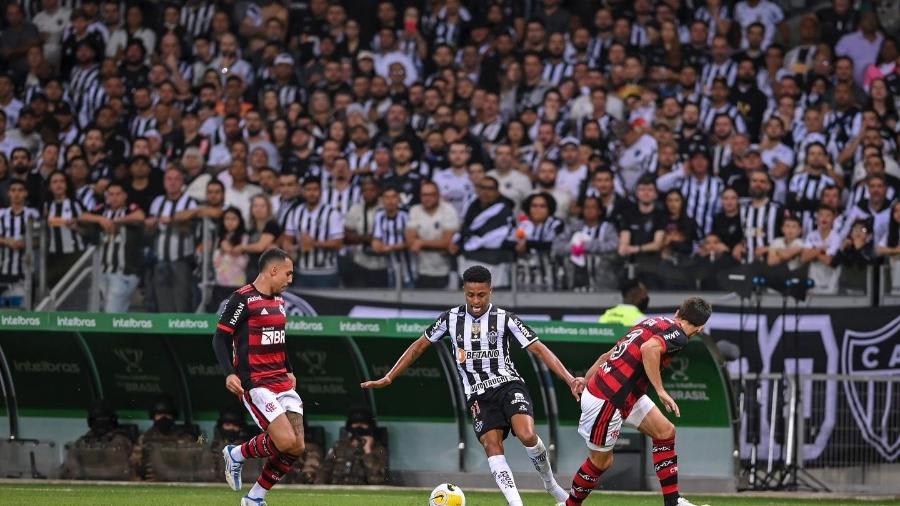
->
[261,329,285,345]
[608,328,644,361]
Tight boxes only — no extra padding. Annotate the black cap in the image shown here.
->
[217,407,246,427]
[88,400,118,430]
[148,394,178,419]
[345,406,376,428]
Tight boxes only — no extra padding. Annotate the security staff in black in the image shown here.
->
[362,266,585,506]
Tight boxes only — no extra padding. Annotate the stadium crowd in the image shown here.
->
[0,0,899,312]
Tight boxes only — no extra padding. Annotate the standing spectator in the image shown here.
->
[275,173,302,233]
[661,189,700,288]
[618,176,666,287]
[146,168,198,313]
[79,182,144,313]
[32,0,72,70]
[564,196,619,290]
[740,169,784,263]
[371,187,412,288]
[767,215,805,270]
[344,177,385,287]
[802,206,843,294]
[834,219,878,291]
[240,195,280,282]
[45,170,86,286]
[0,3,42,80]
[681,150,724,236]
[0,181,39,306]
[284,177,344,288]
[532,160,572,220]
[406,181,459,289]
[876,201,900,293]
[510,192,565,290]
[787,143,837,233]
[450,176,513,288]
[212,207,249,305]
[843,174,894,244]
[433,141,475,218]
[614,120,657,194]
[818,0,858,44]
[381,139,424,209]
[733,0,786,50]
[835,12,884,86]
[556,137,588,200]
[223,159,263,222]
[488,144,532,212]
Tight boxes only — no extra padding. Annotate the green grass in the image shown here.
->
[0,484,896,506]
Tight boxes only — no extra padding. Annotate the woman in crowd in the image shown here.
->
[212,207,248,305]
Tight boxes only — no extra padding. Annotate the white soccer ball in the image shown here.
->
[429,483,466,506]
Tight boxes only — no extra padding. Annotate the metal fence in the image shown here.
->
[734,372,900,494]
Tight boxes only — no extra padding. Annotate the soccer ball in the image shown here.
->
[429,483,466,506]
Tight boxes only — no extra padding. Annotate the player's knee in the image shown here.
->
[482,440,504,456]
[516,430,537,447]
[589,451,613,471]
[655,422,676,441]
[292,438,306,455]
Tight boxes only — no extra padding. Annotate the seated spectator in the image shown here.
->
[61,400,134,480]
[240,195,280,281]
[129,395,195,481]
[661,189,700,289]
[371,187,412,288]
[834,219,878,292]
[406,181,459,289]
[450,176,514,288]
[618,176,666,287]
[210,407,254,449]
[510,192,565,290]
[344,177,385,287]
[212,207,249,304]
[877,201,900,293]
[695,189,744,290]
[316,407,387,486]
[767,216,805,270]
[563,196,619,291]
[802,206,843,294]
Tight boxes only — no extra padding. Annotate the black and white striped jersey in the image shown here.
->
[45,198,86,254]
[586,36,612,67]
[682,175,724,235]
[99,204,143,275]
[372,208,413,284]
[180,3,216,38]
[284,202,344,274]
[276,198,302,232]
[424,304,538,397]
[787,172,835,233]
[740,200,783,263]
[148,192,198,262]
[0,207,40,280]
[848,180,897,209]
[471,118,506,145]
[513,216,565,289]
[130,113,158,138]
[542,60,574,86]
[700,103,747,134]
[77,81,107,128]
[321,185,361,216]
[75,185,96,211]
[347,149,375,173]
[700,60,738,89]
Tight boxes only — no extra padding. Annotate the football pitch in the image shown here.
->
[1,483,896,506]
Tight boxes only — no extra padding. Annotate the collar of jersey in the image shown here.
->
[251,283,275,299]
[466,303,492,319]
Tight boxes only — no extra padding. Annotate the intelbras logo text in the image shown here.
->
[14,360,80,373]
[168,318,209,329]
[395,322,425,334]
[113,317,153,329]
[287,320,324,332]
[1,314,41,326]
[56,315,96,328]
[339,321,381,333]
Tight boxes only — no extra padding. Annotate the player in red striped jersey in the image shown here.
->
[559,297,712,506]
[212,248,301,506]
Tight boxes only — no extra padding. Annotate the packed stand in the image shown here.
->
[1,0,899,312]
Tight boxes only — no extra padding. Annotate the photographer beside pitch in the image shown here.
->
[363,266,585,506]
[560,297,712,506]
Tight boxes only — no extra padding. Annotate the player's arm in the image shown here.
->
[212,292,248,396]
[528,341,584,400]
[584,348,614,381]
[640,338,679,417]
[360,336,432,389]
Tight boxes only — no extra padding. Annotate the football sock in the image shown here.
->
[524,437,568,501]
[237,433,279,461]
[488,455,523,506]
[566,457,605,505]
[253,452,298,497]
[652,437,679,506]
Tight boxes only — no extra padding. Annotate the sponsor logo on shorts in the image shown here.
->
[510,392,530,406]
[265,402,277,413]
[471,375,516,393]
[519,404,527,412]
[474,420,483,433]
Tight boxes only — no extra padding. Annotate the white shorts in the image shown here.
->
[242,387,304,430]
[577,391,655,452]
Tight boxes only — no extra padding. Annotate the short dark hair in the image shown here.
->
[258,247,291,271]
[621,278,645,299]
[462,265,491,285]
[678,297,712,326]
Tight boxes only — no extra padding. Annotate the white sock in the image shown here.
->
[488,455,523,506]
[525,437,568,501]
[230,445,245,463]
[248,482,267,499]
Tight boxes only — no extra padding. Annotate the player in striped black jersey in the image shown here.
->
[560,297,712,506]
[362,266,585,506]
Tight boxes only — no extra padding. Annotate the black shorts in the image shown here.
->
[466,380,535,440]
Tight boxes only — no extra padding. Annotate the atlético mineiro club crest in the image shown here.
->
[841,315,900,461]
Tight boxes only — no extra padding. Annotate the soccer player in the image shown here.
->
[362,266,584,506]
[560,297,712,506]
[212,248,301,506]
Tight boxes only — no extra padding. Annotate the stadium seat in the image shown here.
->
[0,439,61,479]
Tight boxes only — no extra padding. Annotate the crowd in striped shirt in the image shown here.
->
[148,193,198,262]
[372,208,413,285]
[285,203,344,275]
[45,198,86,254]
[0,207,40,280]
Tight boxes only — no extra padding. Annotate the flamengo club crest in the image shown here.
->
[841,315,900,461]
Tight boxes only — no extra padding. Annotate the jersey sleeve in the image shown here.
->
[659,328,690,354]
[423,310,450,343]
[212,291,248,375]
[507,312,539,348]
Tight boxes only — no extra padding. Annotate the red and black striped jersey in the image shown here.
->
[212,284,293,393]
[587,317,689,416]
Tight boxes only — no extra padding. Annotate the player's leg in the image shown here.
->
[509,412,568,502]
[244,391,305,505]
[479,428,523,506]
[563,389,622,505]
[631,395,703,506]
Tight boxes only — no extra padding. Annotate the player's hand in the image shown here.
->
[570,377,586,401]
[658,390,680,417]
[287,372,296,389]
[360,376,392,389]
[225,374,244,396]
